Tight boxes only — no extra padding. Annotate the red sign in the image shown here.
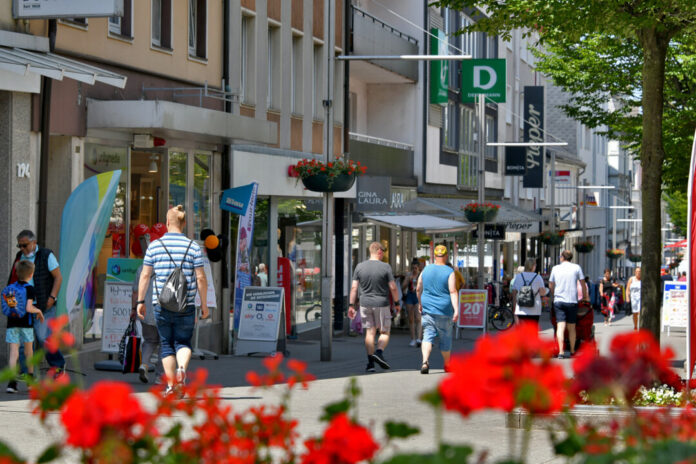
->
[277,257,293,335]
[457,289,487,328]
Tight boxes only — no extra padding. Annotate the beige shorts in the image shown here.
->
[360,306,392,332]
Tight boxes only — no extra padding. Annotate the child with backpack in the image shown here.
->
[2,261,44,393]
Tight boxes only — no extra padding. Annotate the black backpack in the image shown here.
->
[517,273,538,308]
[156,240,193,313]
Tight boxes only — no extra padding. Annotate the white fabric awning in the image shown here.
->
[0,47,127,88]
[364,214,470,233]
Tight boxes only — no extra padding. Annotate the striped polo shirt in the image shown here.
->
[143,233,204,307]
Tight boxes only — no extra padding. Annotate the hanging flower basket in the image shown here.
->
[462,203,500,223]
[628,254,642,263]
[293,157,366,192]
[606,249,625,260]
[574,241,595,254]
[538,231,565,246]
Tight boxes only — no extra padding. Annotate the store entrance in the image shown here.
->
[129,150,164,256]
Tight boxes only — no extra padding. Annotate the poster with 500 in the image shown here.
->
[457,290,488,328]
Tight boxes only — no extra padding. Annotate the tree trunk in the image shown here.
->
[638,28,670,341]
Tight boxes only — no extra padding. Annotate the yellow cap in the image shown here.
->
[434,245,448,257]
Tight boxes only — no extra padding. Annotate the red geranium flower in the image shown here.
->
[301,413,379,464]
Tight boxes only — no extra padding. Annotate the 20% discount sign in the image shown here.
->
[457,289,487,328]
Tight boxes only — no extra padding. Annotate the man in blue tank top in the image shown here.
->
[416,244,459,374]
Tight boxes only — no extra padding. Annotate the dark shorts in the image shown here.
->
[554,302,578,324]
[404,291,419,305]
[155,305,196,358]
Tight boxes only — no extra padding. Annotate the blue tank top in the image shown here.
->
[420,264,454,316]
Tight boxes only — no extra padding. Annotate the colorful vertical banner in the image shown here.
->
[429,28,449,105]
[523,86,544,189]
[232,182,259,331]
[686,130,696,381]
[57,170,121,329]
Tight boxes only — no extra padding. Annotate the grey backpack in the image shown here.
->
[156,240,193,313]
[517,273,538,308]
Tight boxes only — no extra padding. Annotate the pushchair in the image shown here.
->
[550,301,595,355]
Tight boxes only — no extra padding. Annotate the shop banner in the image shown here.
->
[457,289,487,328]
[232,182,259,331]
[429,28,448,105]
[523,86,544,188]
[356,175,391,212]
[472,224,506,240]
[662,282,688,331]
[686,129,696,381]
[461,59,507,103]
[505,146,526,176]
[58,170,121,329]
[221,183,256,216]
[237,287,284,342]
[106,258,142,283]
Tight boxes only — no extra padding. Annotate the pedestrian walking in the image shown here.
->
[510,258,547,327]
[626,267,642,331]
[416,244,459,374]
[257,263,269,286]
[3,261,44,393]
[8,230,65,376]
[348,241,401,372]
[132,258,164,384]
[549,250,589,358]
[136,205,208,396]
[401,259,422,347]
[599,268,619,326]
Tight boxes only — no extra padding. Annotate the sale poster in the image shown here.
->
[458,289,487,328]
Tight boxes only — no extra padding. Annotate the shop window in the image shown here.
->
[313,44,323,120]
[241,15,255,103]
[267,25,280,109]
[193,153,211,234]
[130,152,163,247]
[168,152,188,210]
[109,0,132,38]
[189,0,207,59]
[152,0,172,48]
[291,34,303,114]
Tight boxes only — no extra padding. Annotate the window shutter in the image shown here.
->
[161,0,172,48]
[122,0,132,37]
[196,0,206,58]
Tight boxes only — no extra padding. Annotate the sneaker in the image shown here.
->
[371,351,390,370]
[416,339,422,347]
[557,353,566,359]
[6,381,17,394]
[164,385,175,397]
[365,363,376,373]
[409,339,417,347]
[176,366,187,385]
[138,364,149,384]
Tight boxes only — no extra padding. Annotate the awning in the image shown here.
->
[665,239,687,249]
[401,197,544,233]
[0,46,127,88]
[364,214,470,233]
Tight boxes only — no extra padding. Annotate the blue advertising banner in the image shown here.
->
[232,182,259,331]
[57,170,121,329]
[220,183,256,216]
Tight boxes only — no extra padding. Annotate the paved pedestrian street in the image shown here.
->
[0,310,685,463]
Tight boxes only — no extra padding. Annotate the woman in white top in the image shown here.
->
[511,258,548,327]
[626,267,642,331]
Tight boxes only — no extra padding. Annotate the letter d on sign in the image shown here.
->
[473,66,497,90]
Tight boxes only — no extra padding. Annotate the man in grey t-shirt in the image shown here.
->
[549,249,588,358]
[349,241,401,372]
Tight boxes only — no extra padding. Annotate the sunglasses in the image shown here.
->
[16,243,30,249]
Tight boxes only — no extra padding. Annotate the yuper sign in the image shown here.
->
[461,59,506,103]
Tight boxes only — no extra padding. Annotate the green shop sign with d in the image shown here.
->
[461,59,506,103]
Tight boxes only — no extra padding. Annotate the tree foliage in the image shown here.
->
[436,0,696,339]
[664,191,687,236]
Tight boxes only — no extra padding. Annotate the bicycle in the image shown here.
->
[487,304,514,331]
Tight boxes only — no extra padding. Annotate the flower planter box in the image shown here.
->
[574,243,594,253]
[628,255,642,263]
[301,173,356,192]
[606,251,624,260]
[464,209,499,223]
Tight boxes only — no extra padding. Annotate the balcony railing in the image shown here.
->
[349,132,414,151]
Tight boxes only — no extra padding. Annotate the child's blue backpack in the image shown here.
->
[1,282,28,319]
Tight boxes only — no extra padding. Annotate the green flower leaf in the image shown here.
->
[384,421,420,439]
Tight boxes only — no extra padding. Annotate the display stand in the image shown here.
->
[455,289,488,339]
[193,257,219,360]
[234,287,287,356]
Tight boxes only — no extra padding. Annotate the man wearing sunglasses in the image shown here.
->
[8,230,65,375]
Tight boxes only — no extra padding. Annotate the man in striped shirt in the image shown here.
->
[136,205,208,395]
